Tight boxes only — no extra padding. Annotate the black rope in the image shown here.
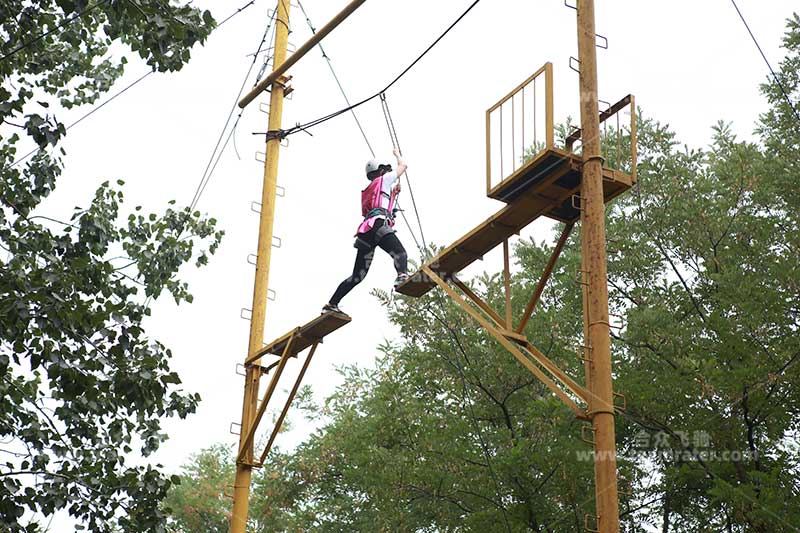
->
[0,0,112,63]
[217,0,257,27]
[190,5,277,210]
[295,0,375,158]
[279,0,483,139]
[730,0,800,126]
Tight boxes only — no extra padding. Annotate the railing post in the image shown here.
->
[486,108,492,194]
[630,95,637,182]
[545,61,554,149]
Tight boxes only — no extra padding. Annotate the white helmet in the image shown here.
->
[365,159,381,175]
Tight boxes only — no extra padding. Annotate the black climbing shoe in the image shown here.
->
[322,303,342,314]
[393,273,410,290]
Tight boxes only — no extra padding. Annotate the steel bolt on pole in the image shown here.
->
[229,0,291,531]
[576,0,621,532]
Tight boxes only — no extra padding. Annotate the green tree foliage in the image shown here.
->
[170,13,800,533]
[0,1,222,531]
[164,445,235,533]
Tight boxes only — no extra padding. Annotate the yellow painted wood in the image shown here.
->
[236,331,297,464]
[258,342,320,465]
[249,311,351,363]
[423,266,586,419]
[545,62,554,149]
[239,0,368,109]
[230,1,292,531]
[452,277,505,328]
[577,0,620,530]
[516,222,574,333]
[522,341,589,404]
[503,240,512,328]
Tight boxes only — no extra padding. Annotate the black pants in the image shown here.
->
[329,219,408,306]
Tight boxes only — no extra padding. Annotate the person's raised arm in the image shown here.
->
[393,148,407,177]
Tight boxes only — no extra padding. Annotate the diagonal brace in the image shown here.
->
[452,276,505,328]
[237,330,297,463]
[516,222,574,333]
[423,266,587,419]
[257,342,320,465]
[521,341,589,404]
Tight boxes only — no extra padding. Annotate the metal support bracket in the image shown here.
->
[240,308,252,321]
[580,424,596,446]
[576,343,593,363]
[584,514,600,533]
[569,56,581,73]
[230,422,242,435]
[613,391,627,412]
[255,151,266,163]
[424,266,588,419]
[273,75,294,96]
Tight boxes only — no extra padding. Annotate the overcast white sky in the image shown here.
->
[25,0,798,523]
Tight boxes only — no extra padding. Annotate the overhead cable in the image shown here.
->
[278,0,483,139]
[730,0,800,126]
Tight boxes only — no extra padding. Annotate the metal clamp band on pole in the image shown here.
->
[238,0,368,109]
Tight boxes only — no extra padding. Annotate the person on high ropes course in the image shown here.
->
[323,149,409,314]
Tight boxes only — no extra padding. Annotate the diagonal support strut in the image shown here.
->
[423,265,588,419]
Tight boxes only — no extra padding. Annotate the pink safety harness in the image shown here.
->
[356,175,397,235]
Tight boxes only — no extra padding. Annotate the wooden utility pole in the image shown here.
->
[229,0,291,531]
[576,1,621,531]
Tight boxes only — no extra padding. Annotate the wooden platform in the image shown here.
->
[251,311,351,361]
[396,148,633,298]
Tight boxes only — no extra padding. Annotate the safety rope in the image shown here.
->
[380,93,428,255]
[190,6,278,210]
[295,0,375,158]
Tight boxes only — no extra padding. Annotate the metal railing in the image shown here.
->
[485,62,554,194]
[566,94,637,182]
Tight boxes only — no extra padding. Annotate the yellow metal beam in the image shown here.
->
[230,0,292,530]
[258,342,320,465]
[545,61,554,149]
[516,222,574,333]
[236,331,297,464]
[452,276,505,329]
[503,239,512,329]
[521,341,589,404]
[423,266,587,419]
[238,0,368,109]
[577,0,620,530]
